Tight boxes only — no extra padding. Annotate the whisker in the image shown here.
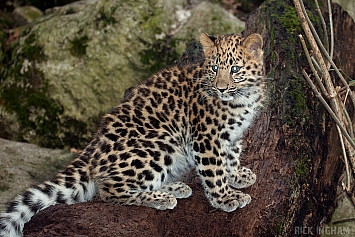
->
[232,91,251,105]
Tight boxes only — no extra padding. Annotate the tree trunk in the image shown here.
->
[243,0,355,235]
[24,1,355,236]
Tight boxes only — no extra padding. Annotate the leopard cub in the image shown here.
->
[0,33,264,237]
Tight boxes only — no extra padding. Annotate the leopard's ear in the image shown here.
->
[242,33,263,60]
[200,33,216,56]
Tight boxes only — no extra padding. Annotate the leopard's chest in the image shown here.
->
[219,108,254,146]
[201,99,261,147]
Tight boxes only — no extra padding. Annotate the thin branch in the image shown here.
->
[294,0,337,102]
[295,0,352,154]
[339,99,354,140]
[302,70,355,152]
[299,0,328,67]
[332,217,355,225]
[299,35,328,97]
[337,125,351,192]
[297,0,355,109]
[311,57,322,74]
[301,35,354,142]
[314,0,329,54]
[296,1,355,171]
[326,61,355,110]
[327,0,334,64]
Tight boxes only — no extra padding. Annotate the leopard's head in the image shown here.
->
[200,33,264,101]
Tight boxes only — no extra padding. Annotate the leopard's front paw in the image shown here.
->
[160,181,192,199]
[209,190,251,212]
[228,166,256,189]
[146,192,178,210]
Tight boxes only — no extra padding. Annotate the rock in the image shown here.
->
[12,6,43,26]
[0,138,74,212]
[0,0,245,148]
[321,192,355,236]
[333,0,355,21]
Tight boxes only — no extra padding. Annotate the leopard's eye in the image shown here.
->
[212,65,218,72]
[231,66,241,73]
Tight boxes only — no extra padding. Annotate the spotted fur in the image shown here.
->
[0,33,264,237]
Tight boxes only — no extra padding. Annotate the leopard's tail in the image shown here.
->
[0,152,96,237]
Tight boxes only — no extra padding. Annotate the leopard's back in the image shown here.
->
[90,65,200,198]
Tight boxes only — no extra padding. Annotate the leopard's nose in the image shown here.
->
[217,88,227,93]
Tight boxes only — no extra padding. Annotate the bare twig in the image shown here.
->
[337,125,351,192]
[299,35,328,97]
[295,0,355,150]
[294,0,337,103]
[314,0,329,54]
[297,0,355,109]
[301,69,355,152]
[327,0,334,64]
[332,217,355,225]
[311,57,322,74]
[299,0,328,66]
[339,100,354,140]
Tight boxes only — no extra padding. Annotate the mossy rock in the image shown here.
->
[12,6,43,25]
[0,0,245,149]
[333,0,355,21]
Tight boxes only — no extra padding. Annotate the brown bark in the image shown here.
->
[243,0,355,235]
[24,1,355,236]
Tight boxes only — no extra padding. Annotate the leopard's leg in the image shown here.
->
[94,165,181,210]
[226,139,256,189]
[160,181,192,198]
[98,181,191,209]
[95,176,178,210]
[194,149,251,212]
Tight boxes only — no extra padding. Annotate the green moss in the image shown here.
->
[1,76,64,147]
[290,86,307,112]
[19,32,45,61]
[0,31,65,148]
[262,0,317,126]
[268,1,301,66]
[26,9,42,20]
[139,4,164,36]
[272,4,301,37]
[283,75,308,126]
[274,221,284,235]
[266,1,300,64]
[70,35,89,57]
[1,30,93,148]
[96,6,118,28]
[211,14,233,33]
[295,157,309,181]
[268,0,322,51]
